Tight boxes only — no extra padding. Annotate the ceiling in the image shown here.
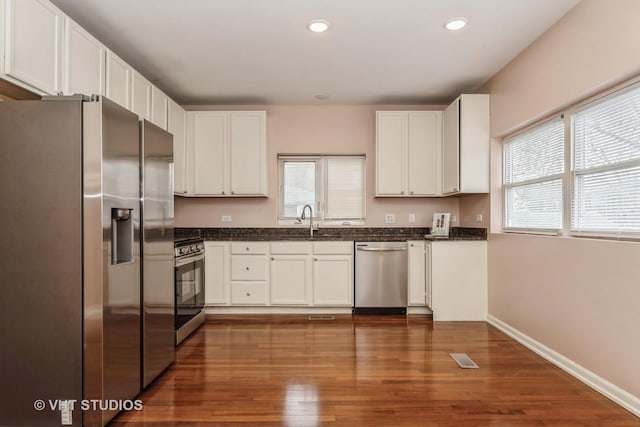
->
[51,0,580,105]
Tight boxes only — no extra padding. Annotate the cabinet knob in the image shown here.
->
[271,257,274,261]
[245,247,250,251]
[410,191,414,195]
[246,292,251,296]
[410,244,414,247]
[231,191,235,195]
[183,191,187,194]
[245,266,250,271]
[401,191,405,195]
[222,191,226,195]
[314,258,318,261]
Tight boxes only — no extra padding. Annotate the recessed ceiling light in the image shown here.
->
[445,17,467,31]
[308,19,330,33]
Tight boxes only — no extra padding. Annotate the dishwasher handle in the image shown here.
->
[356,246,407,252]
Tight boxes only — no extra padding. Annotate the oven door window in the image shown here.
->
[175,257,204,329]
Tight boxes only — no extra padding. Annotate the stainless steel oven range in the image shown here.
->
[174,237,205,345]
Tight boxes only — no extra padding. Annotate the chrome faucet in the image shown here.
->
[299,204,314,237]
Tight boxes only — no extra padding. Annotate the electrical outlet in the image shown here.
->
[222,215,232,222]
[408,213,416,223]
[451,215,457,223]
[475,214,483,223]
[385,213,396,224]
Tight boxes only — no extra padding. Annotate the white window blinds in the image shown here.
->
[572,84,640,234]
[503,118,564,230]
[279,155,366,223]
[325,157,365,220]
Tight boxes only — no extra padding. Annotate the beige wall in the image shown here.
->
[175,104,461,228]
[483,0,640,407]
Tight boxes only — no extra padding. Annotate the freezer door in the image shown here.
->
[84,97,142,426]
[140,120,175,388]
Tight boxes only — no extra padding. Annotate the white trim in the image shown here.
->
[205,306,353,315]
[487,315,640,417]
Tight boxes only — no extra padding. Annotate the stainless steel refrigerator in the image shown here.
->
[140,120,175,389]
[0,95,141,426]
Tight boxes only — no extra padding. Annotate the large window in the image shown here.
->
[503,118,564,231]
[572,84,640,235]
[503,79,640,238]
[279,155,365,224]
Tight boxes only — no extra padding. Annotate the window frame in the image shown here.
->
[277,155,366,226]
[569,81,640,239]
[502,116,565,234]
[502,76,640,240]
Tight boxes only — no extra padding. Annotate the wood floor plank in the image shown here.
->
[110,315,639,426]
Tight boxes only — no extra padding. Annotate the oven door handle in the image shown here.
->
[175,253,205,267]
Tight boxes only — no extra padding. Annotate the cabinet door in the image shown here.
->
[131,70,151,121]
[430,241,487,321]
[189,112,227,195]
[105,50,132,109]
[442,98,460,194]
[313,255,353,306]
[4,0,62,94]
[229,111,267,196]
[63,17,105,96]
[168,99,187,195]
[407,241,426,306]
[270,255,311,305]
[204,242,230,305]
[375,112,405,196]
[408,112,441,196]
[151,85,168,130]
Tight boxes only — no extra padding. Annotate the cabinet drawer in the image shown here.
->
[231,242,269,254]
[231,282,267,305]
[270,241,312,255]
[313,241,353,255]
[231,256,267,280]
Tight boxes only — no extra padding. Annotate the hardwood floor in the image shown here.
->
[111,316,639,426]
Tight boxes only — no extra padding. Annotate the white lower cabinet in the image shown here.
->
[230,242,268,305]
[429,241,487,321]
[204,242,230,305]
[270,242,312,305]
[312,242,353,306]
[408,240,430,307]
[205,240,354,308]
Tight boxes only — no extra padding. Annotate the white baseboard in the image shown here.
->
[205,306,353,315]
[487,315,640,417]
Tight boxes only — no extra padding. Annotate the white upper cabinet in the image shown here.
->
[229,111,267,196]
[131,69,151,121]
[168,98,187,195]
[62,17,105,96]
[188,111,227,196]
[376,111,442,196]
[442,94,490,195]
[186,111,267,197]
[376,112,405,195]
[3,0,63,95]
[151,85,168,130]
[105,50,132,109]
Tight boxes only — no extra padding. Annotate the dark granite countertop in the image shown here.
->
[175,227,486,242]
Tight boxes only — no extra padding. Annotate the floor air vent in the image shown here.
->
[450,353,479,369]
[308,315,335,321]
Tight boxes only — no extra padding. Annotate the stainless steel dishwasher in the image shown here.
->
[354,241,408,314]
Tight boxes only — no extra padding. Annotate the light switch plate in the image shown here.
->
[408,213,416,223]
[385,213,396,224]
